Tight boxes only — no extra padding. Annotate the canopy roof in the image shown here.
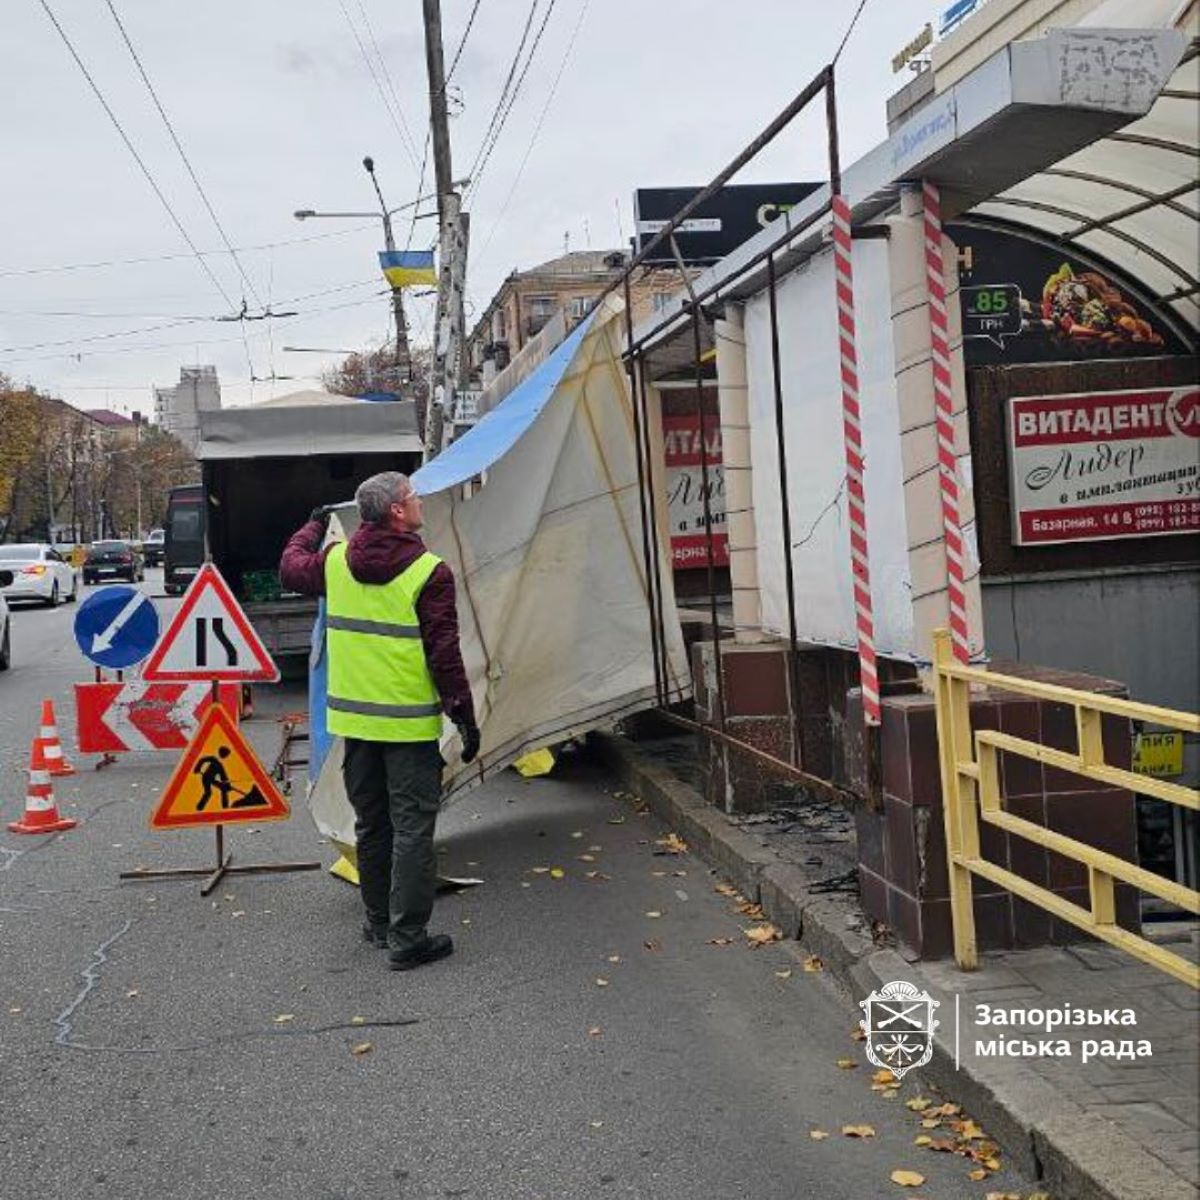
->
[970,38,1198,338]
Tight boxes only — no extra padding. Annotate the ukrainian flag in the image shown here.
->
[379,249,437,288]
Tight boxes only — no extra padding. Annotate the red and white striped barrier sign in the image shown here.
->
[831,193,880,726]
[74,681,240,754]
[922,180,970,664]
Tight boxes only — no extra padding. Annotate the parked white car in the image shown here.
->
[0,579,11,669]
[0,543,80,606]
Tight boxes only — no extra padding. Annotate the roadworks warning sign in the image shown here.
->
[150,705,289,829]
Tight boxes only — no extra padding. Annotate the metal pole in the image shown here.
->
[765,254,803,765]
[365,158,412,387]
[636,353,672,701]
[622,275,665,707]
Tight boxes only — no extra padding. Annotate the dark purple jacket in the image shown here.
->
[279,518,476,727]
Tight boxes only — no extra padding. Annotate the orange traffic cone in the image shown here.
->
[8,743,77,835]
[33,699,75,777]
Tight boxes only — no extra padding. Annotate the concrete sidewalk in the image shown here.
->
[593,730,1200,1200]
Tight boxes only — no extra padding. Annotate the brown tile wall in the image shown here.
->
[849,672,1142,960]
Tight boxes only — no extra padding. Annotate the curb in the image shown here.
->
[591,730,1195,1200]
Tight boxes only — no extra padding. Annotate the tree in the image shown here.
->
[0,377,44,541]
[323,342,431,439]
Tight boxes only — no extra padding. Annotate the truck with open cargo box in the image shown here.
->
[195,395,423,659]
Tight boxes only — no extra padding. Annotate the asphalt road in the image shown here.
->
[0,571,1034,1199]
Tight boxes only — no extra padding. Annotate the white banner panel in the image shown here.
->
[744,241,916,660]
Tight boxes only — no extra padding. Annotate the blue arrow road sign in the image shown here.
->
[74,586,160,669]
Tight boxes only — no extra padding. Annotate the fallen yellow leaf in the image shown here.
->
[607,954,621,963]
[351,1041,373,1056]
[803,955,824,972]
[589,1120,604,1129]
[905,1097,931,1111]
[774,969,792,980]
[645,910,662,919]
[578,854,596,863]
[985,1193,1021,1200]
[914,1136,932,1147]
[872,1069,897,1085]
[656,833,688,855]
[274,1014,295,1024]
[967,1169,988,1182]
[850,1027,867,1042]
[714,883,738,896]
[841,1124,876,1138]
[836,1058,858,1070]
[744,923,781,946]
[531,867,550,875]
[955,1119,985,1140]
[549,868,565,880]
[595,977,609,987]
[809,1130,829,1141]
[921,1118,942,1129]
[351,1016,366,1025]
[890,1169,925,1187]
[707,937,734,946]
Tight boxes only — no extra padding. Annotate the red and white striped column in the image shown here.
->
[921,180,970,664]
[831,194,880,726]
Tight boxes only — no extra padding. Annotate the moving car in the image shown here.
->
[0,543,80,606]
[83,540,144,585]
[142,528,165,567]
[0,575,11,669]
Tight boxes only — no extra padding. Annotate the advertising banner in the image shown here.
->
[950,223,1189,367]
[1007,385,1200,545]
[662,412,728,569]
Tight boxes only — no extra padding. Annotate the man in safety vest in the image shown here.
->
[280,471,479,971]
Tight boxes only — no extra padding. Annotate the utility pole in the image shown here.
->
[422,0,469,461]
[363,156,411,390]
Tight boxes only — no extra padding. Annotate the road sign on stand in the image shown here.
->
[141,563,279,682]
[149,705,289,829]
[75,681,240,754]
[74,585,159,669]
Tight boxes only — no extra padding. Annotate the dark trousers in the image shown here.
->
[341,738,443,951]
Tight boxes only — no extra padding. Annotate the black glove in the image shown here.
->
[456,719,480,764]
[309,507,331,535]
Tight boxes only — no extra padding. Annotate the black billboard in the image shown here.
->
[948,222,1191,366]
[634,183,822,265]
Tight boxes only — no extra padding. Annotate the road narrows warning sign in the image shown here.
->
[142,563,280,682]
[151,704,289,829]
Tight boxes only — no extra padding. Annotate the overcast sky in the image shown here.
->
[2,0,938,414]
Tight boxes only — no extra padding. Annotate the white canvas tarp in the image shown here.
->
[743,239,917,660]
[309,297,690,849]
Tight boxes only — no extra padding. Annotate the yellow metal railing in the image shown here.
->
[932,629,1200,989]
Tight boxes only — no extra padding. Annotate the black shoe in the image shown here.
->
[388,933,454,972]
[362,924,389,949]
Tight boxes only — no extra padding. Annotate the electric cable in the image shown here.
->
[467,0,559,206]
[445,0,484,85]
[102,0,264,309]
[337,0,421,168]
[833,0,872,63]
[463,0,540,199]
[0,222,378,281]
[35,0,237,311]
[477,0,590,259]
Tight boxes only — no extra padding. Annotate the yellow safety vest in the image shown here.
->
[324,542,443,742]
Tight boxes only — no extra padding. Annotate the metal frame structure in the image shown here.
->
[932,629,1200,988]
[600,63,871,806]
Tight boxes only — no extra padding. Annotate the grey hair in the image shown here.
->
[355,471,411,524]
